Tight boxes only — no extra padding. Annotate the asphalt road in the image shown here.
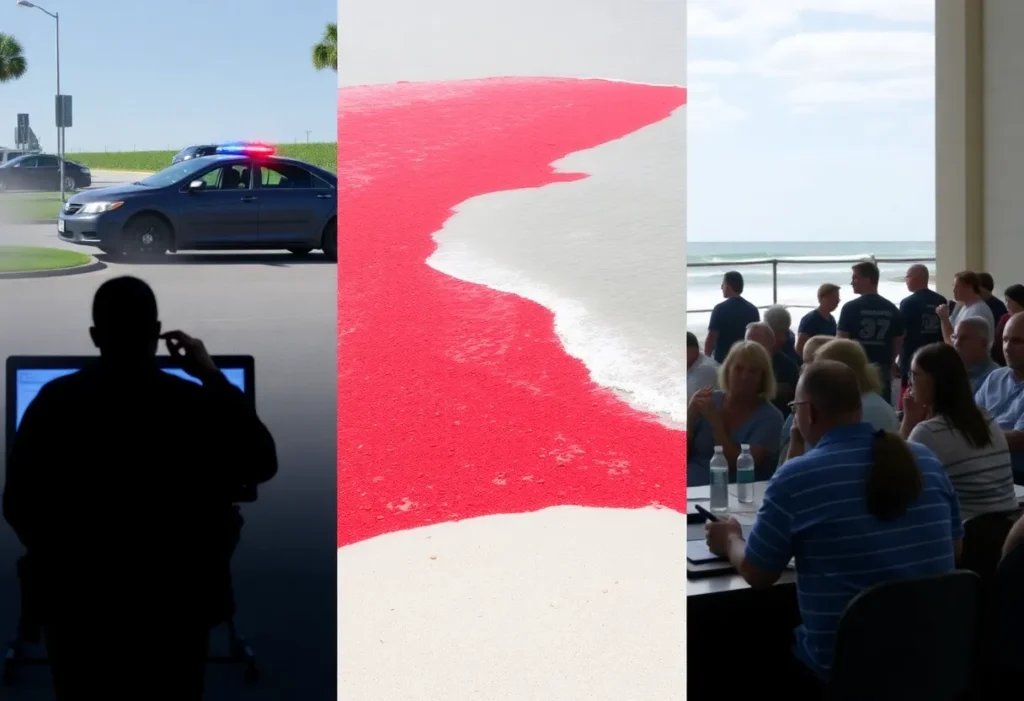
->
[0,203,338,696]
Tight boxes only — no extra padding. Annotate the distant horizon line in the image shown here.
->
[689,239,934,244]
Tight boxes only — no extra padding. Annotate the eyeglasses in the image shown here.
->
[788,400,811,411]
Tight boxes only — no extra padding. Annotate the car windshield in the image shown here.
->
[136,157,219,187]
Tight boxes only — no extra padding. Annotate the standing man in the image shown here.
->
[979,273,1009,327]
[687,331,719,400]
[898,264,946,407]
[796,283,840,357]
[705,270,760,364]
[938,271,994,346]
[979,272,1008,363]
[837,261,904,404]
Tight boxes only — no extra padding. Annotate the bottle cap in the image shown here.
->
[740,444,751,451]
[713,445,724,453]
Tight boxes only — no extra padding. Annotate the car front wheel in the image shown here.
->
[120,214,170,258]
[321,220,337,262]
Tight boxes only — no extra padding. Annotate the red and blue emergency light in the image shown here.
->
[216,142,276,156]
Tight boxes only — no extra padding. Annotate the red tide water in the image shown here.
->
[338,77,687,547]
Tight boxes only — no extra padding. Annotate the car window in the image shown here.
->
[16,157,37,168]
[35,156,58,168]
[137,158,223,188]
[198,164,251,190]
[259,163,314,189]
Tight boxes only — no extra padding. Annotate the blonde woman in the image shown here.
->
[778,334,835,467]
[783,338,900,463]
[687,340,784,486]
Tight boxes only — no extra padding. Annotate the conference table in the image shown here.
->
[685,481,1024,694]
[686,481,1024,595]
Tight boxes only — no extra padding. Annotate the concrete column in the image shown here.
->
[935,0,984,289]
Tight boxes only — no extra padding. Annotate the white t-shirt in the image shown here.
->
[687,354,720,400]
[908,414,1018,520]
[951,301,995,337]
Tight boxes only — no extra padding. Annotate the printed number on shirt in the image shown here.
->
[921,312,939,333]
[858,317,890,341]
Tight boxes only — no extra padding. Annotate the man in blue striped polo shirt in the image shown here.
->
[976,311,1024,483]
[706,360,962,687]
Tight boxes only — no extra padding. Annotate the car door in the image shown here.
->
[7,156,37,190]
[33,155,61,191]
[175,161,261,248]
[255,162,331,247]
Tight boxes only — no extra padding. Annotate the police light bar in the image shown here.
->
[216,142,276,156]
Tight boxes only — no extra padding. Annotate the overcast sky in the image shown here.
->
[688,0,935,242]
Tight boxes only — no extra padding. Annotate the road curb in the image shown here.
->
[0,257,106,280]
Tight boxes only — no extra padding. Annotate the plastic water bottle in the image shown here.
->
[736,444,755,504]
[710,446,729,513]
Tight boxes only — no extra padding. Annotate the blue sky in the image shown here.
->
[688,0,935,242]
[0,0,335,151]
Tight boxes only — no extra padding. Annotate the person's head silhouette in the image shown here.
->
[89,276,161,360]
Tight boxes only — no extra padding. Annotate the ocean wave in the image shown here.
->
[428,244,686,428]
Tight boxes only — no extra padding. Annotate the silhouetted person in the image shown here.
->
[2,276,277,699]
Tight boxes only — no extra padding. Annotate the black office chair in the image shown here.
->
[977,543,1024,699]
[2,506,258,686]
[961,511,1018,584]
[827,570,982,701]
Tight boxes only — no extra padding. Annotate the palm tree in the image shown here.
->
[312,22,337,72]
[0,33,28,84]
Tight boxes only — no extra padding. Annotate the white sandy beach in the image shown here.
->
[338,506,687,700]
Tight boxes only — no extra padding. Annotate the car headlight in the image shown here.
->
[79,201,124,214]
[81,167,90,174]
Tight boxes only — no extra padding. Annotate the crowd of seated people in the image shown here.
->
[705,361,965,696]
[692,264,1024,698]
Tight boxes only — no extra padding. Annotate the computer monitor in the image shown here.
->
[5,355,255,459]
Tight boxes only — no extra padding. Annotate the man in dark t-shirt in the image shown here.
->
[837,261,904,404]
[705,270,760,364]
[796,283,840,357]
[979,272,1008,362]
[979,272,1009,323]
[899,264,947,387]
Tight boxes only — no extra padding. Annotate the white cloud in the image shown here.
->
[689,0,932,39]
[687,83,748,131]
[689,60,742,76]
[758,31,934,78]
[784,77,934,105]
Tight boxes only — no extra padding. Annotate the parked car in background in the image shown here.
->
[0,154,92,192]
[0,149,31,166]
[171,144,218,164]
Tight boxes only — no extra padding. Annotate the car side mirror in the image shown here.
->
[187,179,204,192]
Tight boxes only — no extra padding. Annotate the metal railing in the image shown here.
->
[687,255,937,314]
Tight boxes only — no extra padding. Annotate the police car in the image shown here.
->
[57,143,337,260]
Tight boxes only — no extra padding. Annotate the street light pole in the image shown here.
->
[16,1,64,202]
[55,11,63,203]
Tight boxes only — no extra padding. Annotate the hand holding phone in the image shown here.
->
[694,504,719,522]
